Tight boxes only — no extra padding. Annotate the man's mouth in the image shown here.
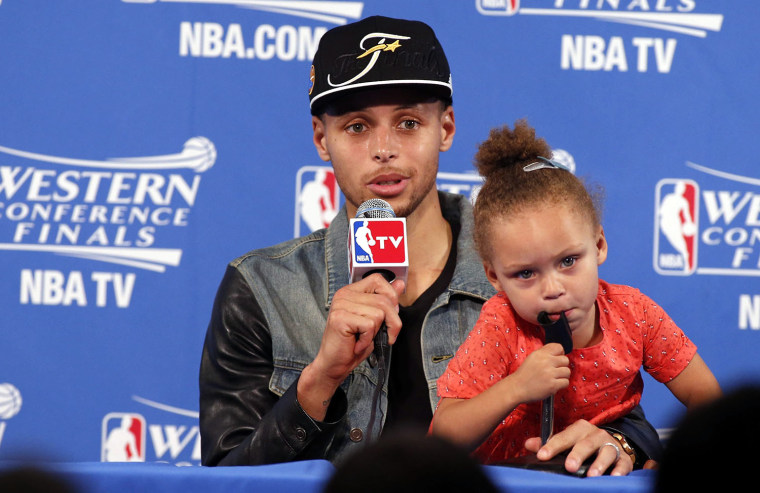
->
[367,174,408,196]
[371,173,405,185]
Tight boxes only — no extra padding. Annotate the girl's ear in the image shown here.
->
[596,226,608,266]
[483,261,504,292]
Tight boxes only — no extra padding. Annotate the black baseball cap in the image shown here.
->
[308,16,452,114]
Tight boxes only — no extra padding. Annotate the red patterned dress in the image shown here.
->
[436,280,696,463]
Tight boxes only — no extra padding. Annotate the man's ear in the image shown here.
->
[596,226,608,266]
[483,261,503,292]
[312,115,331,162]
[439,106,456,152]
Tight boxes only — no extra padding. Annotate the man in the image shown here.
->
[199,15,660,476]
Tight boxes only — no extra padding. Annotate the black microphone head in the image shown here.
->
[356,198,395,218]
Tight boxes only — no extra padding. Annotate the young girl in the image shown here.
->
[430,120,721,468]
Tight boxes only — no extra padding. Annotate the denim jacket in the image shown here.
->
[200,192,493,465]
[199,192,662,467]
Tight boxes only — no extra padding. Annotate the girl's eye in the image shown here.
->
[517,270,533,279]
[561,256,576,267]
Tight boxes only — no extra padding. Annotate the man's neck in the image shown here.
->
[399,194,452,306]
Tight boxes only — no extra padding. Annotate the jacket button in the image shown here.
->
[295,427,307,441]
[349,428,364,442]
[368,353,378,367]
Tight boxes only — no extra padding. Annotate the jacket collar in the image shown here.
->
[443,192,495,302]
[324,202,350,309]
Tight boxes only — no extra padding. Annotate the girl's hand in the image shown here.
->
[509,343,570,403]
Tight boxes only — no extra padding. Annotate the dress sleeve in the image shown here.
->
[198,265,346,466]
[639,293,697,383]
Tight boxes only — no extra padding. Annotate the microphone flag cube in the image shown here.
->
[349,217,408,284]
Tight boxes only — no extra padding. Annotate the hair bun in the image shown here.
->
[474,119,551,178]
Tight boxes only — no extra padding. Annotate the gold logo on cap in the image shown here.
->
[356,39,402,59]
[309,65,315,95]
[327,33,410,88]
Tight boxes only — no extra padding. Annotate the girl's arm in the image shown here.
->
[432,385,521,452]
[664,353,722,409]
[431,343,570,452]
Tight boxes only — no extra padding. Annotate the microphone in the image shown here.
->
[496,313,597,476]
[349,198,409,286]
[537,310,573,445]
[349,198,407,436]
[348,198,408,348]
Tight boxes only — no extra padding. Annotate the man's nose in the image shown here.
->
[371,126,398,163]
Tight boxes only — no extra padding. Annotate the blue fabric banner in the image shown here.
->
[0,0,757,464]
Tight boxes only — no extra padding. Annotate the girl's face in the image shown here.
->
[483,203,608,348]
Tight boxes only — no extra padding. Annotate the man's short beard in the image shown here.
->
[382,170,437,219]
[340,164,438,218]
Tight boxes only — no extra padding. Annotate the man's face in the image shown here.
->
[312,87,455,219]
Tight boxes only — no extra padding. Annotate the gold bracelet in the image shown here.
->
[611,432,637,465]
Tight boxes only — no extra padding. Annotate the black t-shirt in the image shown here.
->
[383,220,460,434]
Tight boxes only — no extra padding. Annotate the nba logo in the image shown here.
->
[101,412,146,462]
[654,179,699,275]
[351,219,407,264]
[294,166,341,237]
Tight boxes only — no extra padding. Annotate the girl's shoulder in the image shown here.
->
[597,279,664,317]
[597,279,662,316]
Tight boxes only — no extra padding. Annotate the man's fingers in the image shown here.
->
[533,419,593,460]
[324,273,403,361]
[353,326,375,356]
[586,446,633,477]
[643,459,658,470]
[582,441,625,477]
[527,420,635,477]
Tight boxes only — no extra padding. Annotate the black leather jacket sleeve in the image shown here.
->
[199,265,347,466]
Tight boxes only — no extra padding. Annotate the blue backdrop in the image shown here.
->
[1,0,758,465]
